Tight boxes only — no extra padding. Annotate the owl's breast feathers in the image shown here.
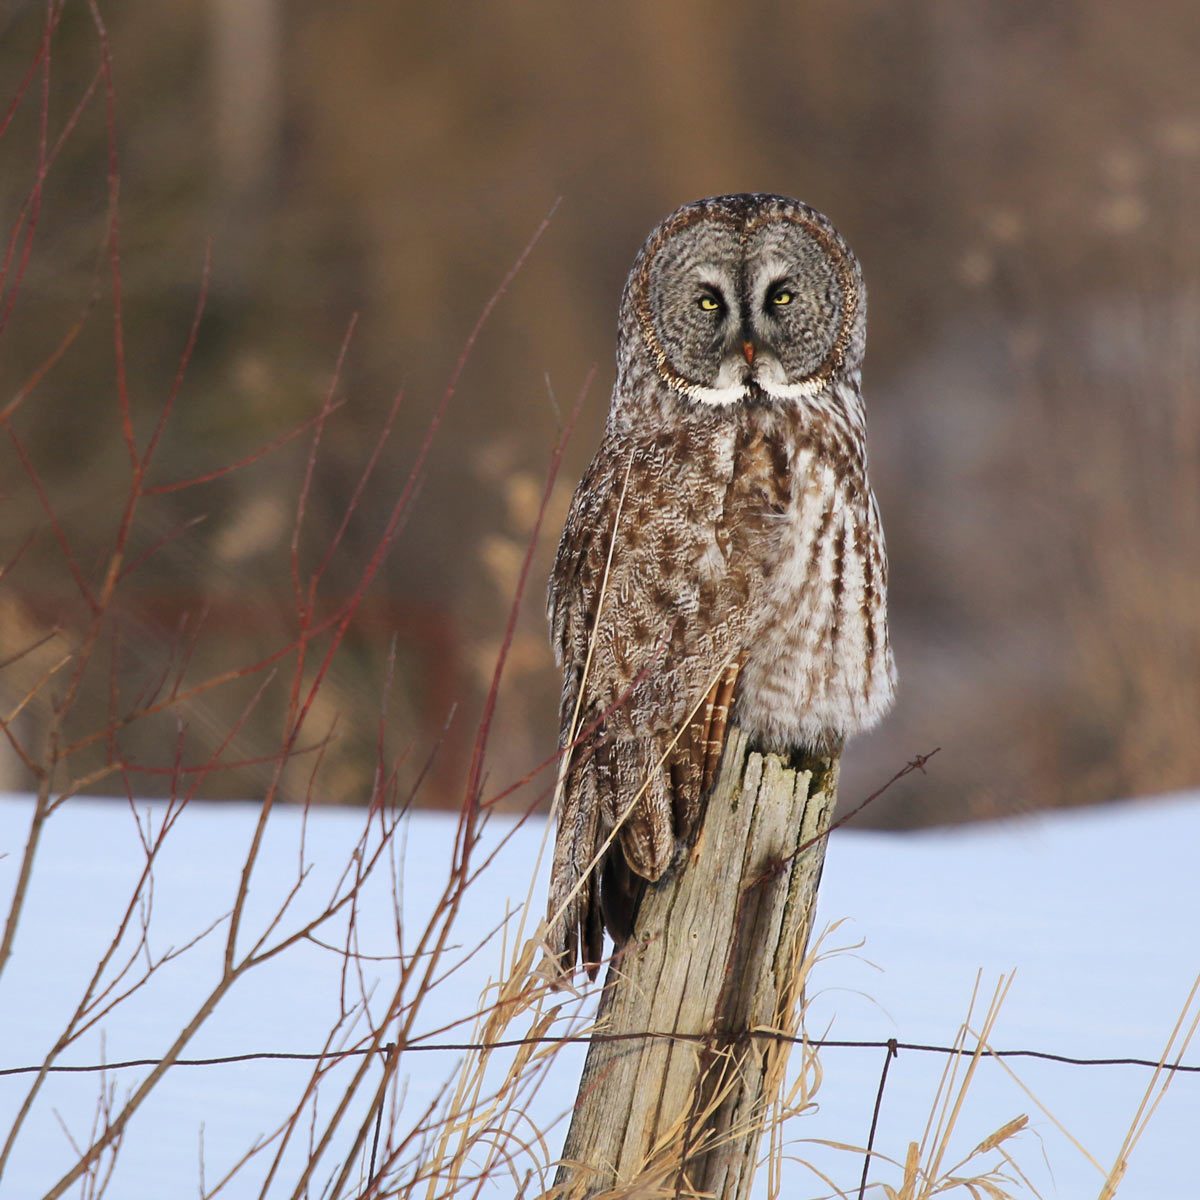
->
[545,404,893,977]
[734,401,896,751]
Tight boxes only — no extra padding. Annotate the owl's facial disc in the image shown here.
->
[642,220,744,402]
[742,221,851,400]
[639,206,857,407]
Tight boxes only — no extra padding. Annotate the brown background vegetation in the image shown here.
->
[1,0,1197,824]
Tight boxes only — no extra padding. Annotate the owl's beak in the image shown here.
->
[741,341,756,365]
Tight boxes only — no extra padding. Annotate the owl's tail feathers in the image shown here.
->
[704,662,740,792]
[600,847,645,946]
[543,736,675,985]
[665,661,741,852]
[611,736,675,883]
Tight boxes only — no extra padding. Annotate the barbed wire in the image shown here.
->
[3,1029,1197,1079]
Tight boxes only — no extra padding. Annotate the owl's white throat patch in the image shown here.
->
[684,381,750,407]
[752,357,827,402]
[680,356,750,407]
[669,351,828,407]
[755,377,826,401]
[682,377,826,407]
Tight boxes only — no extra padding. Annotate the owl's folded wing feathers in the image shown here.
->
[544,432,767,978]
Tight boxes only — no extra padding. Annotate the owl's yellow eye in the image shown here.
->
[772,289,794,306]
[698,294,720,312]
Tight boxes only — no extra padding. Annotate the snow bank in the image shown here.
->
[1,791,1196,1197]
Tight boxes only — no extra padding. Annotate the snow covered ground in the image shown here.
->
[1,788,1197,1198]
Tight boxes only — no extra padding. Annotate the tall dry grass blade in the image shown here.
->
[917,972,981,1176]
[897,1141,920,1200]
[512,447,634,978]
[967,1028,1103,1176]
[922,973,1015,1193]
[540,651,736,951]
[1098,970,1200,1200]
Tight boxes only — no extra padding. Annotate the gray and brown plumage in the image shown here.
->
[546,194,896,978]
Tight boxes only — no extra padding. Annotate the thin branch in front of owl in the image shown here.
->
[460,365,591,830]
[479,623,684,820]
[438,368,596,999]
[544,370,564,430]
[542,650,737,957]
[550,449,638,824]
[518,447,641,977]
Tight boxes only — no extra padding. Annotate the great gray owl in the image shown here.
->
[546,193,895,978]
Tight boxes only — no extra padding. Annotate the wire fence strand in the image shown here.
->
[3,1031,1198,1080]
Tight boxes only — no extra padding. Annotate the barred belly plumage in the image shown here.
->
[735,452,895,752]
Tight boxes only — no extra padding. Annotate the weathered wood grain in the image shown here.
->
[551,726,839,1198]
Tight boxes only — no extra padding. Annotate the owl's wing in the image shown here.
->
[545,429,780,979]
[544,444,626,978]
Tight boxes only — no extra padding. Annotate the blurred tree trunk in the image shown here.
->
[209,0,283,295]
[552,727,838,1199]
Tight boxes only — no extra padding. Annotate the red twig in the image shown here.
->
[312,388,405,592]
[457,365,590,869]
[0,627,60,674]
[0,301,93,425]
[0,1,51,339]
[116,515,208,582]
[0,62,102,348]
[291,316,358,616]
[142,400,348,495]
[140,244,212,471]
[0,2,64,143]
[5,421,96,609]
[0,529,39,585]
[85,0,137,468]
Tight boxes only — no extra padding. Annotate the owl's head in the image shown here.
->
[616,194,866,409]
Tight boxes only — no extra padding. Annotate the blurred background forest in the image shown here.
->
[1,0,1197,826]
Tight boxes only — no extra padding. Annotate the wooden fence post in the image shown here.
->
[551,726,839,1199]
